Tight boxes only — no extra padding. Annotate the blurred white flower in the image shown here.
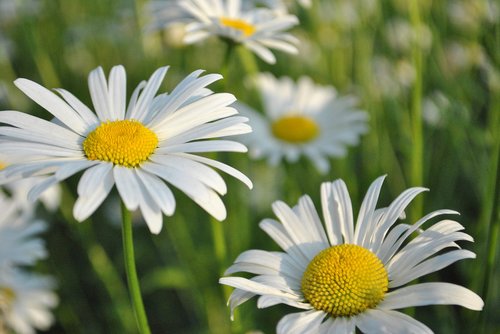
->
[384,18,433,53]
[422,91,451,127]
[0,268,58,334]
[237,73,368,174]
[0,154,61,214]
[316,0,377,29]
[442,41,487,75]
[0,0,40,25]
[0,193,48,268]
[448,0,499,31]
[371,56,415,98]
[146,0,299,64]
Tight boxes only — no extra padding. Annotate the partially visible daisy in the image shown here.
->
[148,0,299,64]
[237,73,368,174]
[0,65,252,234]
[220,176,483,333]
[1,154,61,214]
[0,268,58,334]
[0,192,47,268]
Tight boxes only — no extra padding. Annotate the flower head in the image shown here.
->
[237,73,368,173]
[0,268,58,334]
[0,192,47,268]
[0,65,252,234]
[220,176,483,333]
[147,0,299,64]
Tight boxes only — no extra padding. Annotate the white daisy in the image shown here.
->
[0,268,58,334]
[148,0,298,64]
[237,73,368,174]
[0,192,47,268]
[220,175,484,333]
[0,65,252,234]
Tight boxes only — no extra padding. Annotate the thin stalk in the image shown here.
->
[121,202,151,334]
[211,217,228,276]
[478,81,500,333]
[57,184,134,330]
[408,0,424,222]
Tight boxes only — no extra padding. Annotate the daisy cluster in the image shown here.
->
[0,0,493,332]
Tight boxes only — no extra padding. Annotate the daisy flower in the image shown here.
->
[237,73,368,174]
[0,268,58,334]
[220,176,484,333]
[0,65,252,234]
[0,192,47,268]
[151,0,299,64]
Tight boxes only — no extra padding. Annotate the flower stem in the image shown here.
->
[408,0,424,223]
[121,202,151,334]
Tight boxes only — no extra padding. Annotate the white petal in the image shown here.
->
[272,200,326,260]
[175,153,253,189]
[88,66,112,121]
[322,179,354,244]
[219,277,298,300]
[152,93,237,138]
[135,174,164,234]
[126,81,146,118]
[157,140,247,154]
[0,110,83,148]
[245,41,277,64]
[151,72,223,126]
[135,169,176,216]
[379,283,484,311]
[355,175,386,247]
[370,186,428,252]
[276,310,326,334]
[357,309,433,334]
[77,163,114,196]
[14,78,87,135]
[319,317,355,334]
[129,66,169,122]
[257,295,312,310]
[113,166,140,210]
[73,165,114,221]
[108,65,127,120]
[142,162,226,220]
[377,209,459,264]
[54,88,98,126]
[150,154,227,195]
[389,249,476,288]
[27,177,60,202]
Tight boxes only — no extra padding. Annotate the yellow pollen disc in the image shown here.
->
[83,120,158,168]
[301,244,388,317]
[220,17,256,37]
[0,287,16,306]
[271,115,319,143]
[0,161,6,170]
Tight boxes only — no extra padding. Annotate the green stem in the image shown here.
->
[57,184,134,330]
[211,217,228,275]
[409,0,424,222]
[121,202,151,334]
[478,85,500,333]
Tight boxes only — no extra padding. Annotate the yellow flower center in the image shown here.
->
[301,244,388,317]
[271,115,319,143]
[0,161,5,170]
[83,120,158,167]
[0,286,16,308]
[220,17,256,37]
